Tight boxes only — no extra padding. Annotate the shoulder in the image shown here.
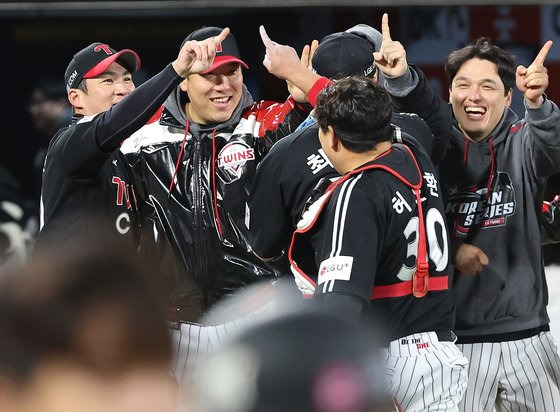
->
[392,112,432,140]
[48,116,97,151]
[120,121,184,154]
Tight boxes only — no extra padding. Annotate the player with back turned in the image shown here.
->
[256,26,468,411]
[247,15,451,263]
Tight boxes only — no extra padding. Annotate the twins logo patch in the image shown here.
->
[217,141,255,182]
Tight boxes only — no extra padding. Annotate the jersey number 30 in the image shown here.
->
[396,208,448,281]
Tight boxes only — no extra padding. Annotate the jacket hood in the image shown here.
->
[163,82,254,134]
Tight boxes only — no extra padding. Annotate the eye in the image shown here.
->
[124,76,133,82]
[103,78,114,84]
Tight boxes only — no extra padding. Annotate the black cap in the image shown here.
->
[312,32,376,80]
[64,42,141,91]
[182,26,249,73]
[194,280,393,412]
[194,309,392,412]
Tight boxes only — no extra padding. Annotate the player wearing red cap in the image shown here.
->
[121,26,312,382]
[37,30,230,249]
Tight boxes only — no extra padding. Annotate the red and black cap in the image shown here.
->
[182,26,249,74]
[312,32,376,80]
[64,42,141,91]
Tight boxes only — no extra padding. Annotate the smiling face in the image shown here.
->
[449,58,512,142]
[181,62,243,125]
[69,62,135,116]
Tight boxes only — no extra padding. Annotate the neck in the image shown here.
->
[339,141,392,174]
[460,126,489,143]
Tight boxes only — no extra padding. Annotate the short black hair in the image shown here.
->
[445,37,516,95]
[315,76,393,153]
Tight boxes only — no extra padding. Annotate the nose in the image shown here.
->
[467,87,482,102]
[213,75,230,90]
[114,80,133,96]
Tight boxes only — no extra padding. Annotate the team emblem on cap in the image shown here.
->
[217,141,255,182]
[94,44,113,55]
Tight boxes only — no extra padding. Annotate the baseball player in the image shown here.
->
[392,34,560,410]
[258,29,468,411]
[301,76,467,411]
[248,18,451,262]
[119,26,312,382]
[36,29,230,249]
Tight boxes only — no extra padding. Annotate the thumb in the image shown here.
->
[516,65,527,76]
[478,250,489,266]
[373,51,383,62]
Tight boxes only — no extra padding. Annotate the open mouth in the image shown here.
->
[210,96,231,106]
[465,106,486,119]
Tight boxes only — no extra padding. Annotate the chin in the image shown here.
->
[213,111,235,123]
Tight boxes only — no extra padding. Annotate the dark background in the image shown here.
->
[2,3,560,262]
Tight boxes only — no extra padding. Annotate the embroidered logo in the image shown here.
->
[446,171,516,236]
[217,141,255,182]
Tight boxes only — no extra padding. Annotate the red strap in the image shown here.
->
[371,276,448,300]
[412,185,429,298]
[307,77,333,107]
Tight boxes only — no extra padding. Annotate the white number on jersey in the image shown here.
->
[396,207,448,281]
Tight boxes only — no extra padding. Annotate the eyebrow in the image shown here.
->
[454,76,499,85]
[95,70,132,78]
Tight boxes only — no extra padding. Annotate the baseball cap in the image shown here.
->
[345,24,383,55]
[64,42,141,91]
[312,32,376,80]
[194,308,393,412]
[182,26,249,74]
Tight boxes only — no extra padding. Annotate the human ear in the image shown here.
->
[179,78,189,92]
[67,90,83,110]
[327,126,339,151]
[505,88,513,107]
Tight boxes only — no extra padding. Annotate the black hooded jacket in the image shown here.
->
[122,84,308,323]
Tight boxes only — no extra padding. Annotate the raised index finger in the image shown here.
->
[381,13,392,42]
[259,25,277,49]
[214,27,230,45]
[533,40,553,65]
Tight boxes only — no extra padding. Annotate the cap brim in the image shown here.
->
[202,56,249,74]
[83,49,141,79]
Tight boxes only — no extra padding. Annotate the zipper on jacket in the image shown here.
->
[192,137,209,311]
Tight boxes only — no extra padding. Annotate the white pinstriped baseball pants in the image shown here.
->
[457,331,560,412]
[170,319,250,384]
[384,331,469,411]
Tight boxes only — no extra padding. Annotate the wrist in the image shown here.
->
[525,95,545,108]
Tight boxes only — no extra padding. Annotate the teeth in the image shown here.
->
[211,97,229,104]
[465,107,485,114]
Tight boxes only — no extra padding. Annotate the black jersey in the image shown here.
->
[247,112,434,259]
[38,116,140,246]
[36,64,182,248]
[290,144,454,341]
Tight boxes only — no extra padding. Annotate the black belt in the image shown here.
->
[435,330,457,342]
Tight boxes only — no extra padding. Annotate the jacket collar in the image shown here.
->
[160,83,254,135]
